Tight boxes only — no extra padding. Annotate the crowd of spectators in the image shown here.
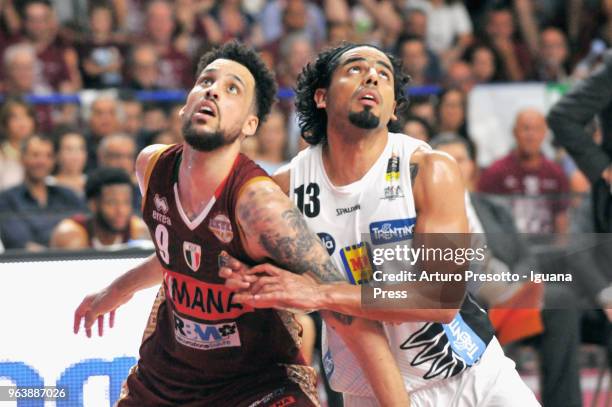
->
[1,0,606,250]
[1,0,612,404]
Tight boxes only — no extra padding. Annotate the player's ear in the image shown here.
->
[391,100,398,121]
[178,105,186,119]
[242,114,259,137]
[314,88,327,109]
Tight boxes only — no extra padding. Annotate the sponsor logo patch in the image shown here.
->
[382,150,405,200]
[209,213,234,243]
[173,312,241,350]
[317,232,336,255]
[154,194,169,214]
[183,241,201,272]
[369,218,416,245]
[442,314,486,365]
[339,242,373,285]
[164,270,254,320]
[336,204,360,216]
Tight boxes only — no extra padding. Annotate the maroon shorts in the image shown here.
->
[116,365,318,407]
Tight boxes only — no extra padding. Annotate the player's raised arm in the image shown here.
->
[235,178,410,406]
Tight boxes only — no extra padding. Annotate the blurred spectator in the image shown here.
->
[18,0,81,91]
[462,43,506,83]
[436,87,468,139]
[150,129,179,145]
[404,0,473,67]
[479,109,569,234]
[396,34,441,86]
[254,109,288,175]
[205,0,259,45]
[433,133,582,407]
[0,98,36,190]
[47,128,87,197]
[96,132,140,210]
[482,6,533,81]
[141,104,168,133]
[275,32,315,156]
[84,93,121,171]
[444,60,475,94]
[326,19,354,47]
[534,27,570,82]
[125,43,160,90]
[120,96,144,137]
[260,0,326,47]
[2,42,50,94]
[0,134,85,250]
[407,94,437,128]
[167,104,184,144]
[2,43,55,130]
[143,0,193,89]
[75,2,125,89]
[402,6,428,38]
[398,114,433,143]
[50,167,149,249]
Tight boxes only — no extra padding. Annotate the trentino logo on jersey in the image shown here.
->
[442,314,486,365]
[339,242,374,285]
[369,218,416,245]
[173,311,241,350]
[382,150,405,200]
[183,241,201,272]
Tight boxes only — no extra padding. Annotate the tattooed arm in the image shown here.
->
[236,178,409,406]
[228,152,464,324]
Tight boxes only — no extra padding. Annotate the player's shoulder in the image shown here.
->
[135,144,177,194]
[271,144,319,194]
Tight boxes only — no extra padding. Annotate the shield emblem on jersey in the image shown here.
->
[209,213,234,244]
[183,241,201,272]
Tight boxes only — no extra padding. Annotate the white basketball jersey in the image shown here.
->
[288,133,494,396]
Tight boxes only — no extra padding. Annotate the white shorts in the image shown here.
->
[343,337,540,407]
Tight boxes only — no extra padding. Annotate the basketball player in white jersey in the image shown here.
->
[221,43,540,406]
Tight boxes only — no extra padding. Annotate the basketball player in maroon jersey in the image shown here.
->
[73,42,409,406]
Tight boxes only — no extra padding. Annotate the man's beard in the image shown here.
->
[182,120,238,152]
[348,107,380,129]
[96,210,128,235]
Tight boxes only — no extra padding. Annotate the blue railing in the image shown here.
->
[0,85,442,105]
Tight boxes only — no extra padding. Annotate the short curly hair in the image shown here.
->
[196,41,277,123]
[295,43,410,145]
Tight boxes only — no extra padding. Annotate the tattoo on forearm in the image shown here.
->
[410,163,419,186]
[330,312,354,326]
[237,188,345,283]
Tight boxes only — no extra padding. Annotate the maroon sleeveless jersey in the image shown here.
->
[138,144,314,401]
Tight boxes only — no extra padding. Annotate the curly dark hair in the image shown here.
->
[196,41,277,123]
[86,167,133,201]
[295,43,410,145]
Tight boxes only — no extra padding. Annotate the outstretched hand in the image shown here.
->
[74,287,131,338]
[218,251,325,311]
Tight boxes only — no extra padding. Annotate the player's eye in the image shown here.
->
[379,70,390,80]
[348,66,361,74]
[228,84,238,94]
[201,78,212,86]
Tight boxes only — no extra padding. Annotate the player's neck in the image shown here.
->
[177,142,240,216]
[323,126,388,186]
